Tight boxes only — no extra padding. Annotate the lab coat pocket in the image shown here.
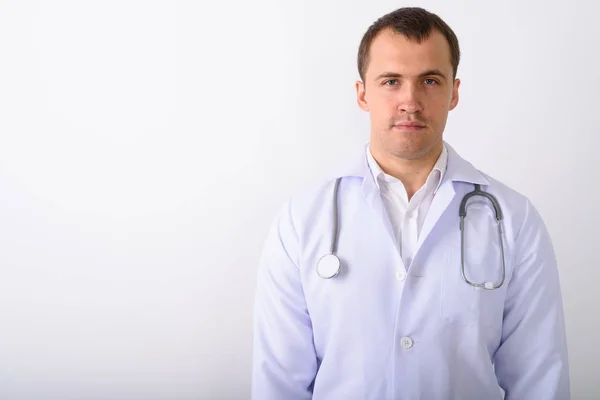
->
[439,244,506,328]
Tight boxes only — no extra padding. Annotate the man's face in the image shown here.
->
[356,28,460,161]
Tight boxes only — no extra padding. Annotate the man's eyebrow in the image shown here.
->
[419,69,448,80]
[374,72,402,81]
[374,69,449,81]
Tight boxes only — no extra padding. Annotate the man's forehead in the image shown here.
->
[368,29,453,75]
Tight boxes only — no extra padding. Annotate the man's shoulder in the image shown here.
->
[283,146,367,221]
[475,169,543,231]
[285,176,341,217]
[479,170,528,204]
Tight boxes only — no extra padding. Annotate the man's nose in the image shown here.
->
[397,83,423,114]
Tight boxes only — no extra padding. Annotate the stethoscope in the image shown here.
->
[316,178,507,290]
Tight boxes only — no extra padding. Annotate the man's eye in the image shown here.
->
[424,78,438,85]
[384,79,399,85]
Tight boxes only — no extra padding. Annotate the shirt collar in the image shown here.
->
[326,140,489,190]
[366,143,449,194]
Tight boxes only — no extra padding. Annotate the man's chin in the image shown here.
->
[388,139,441,161]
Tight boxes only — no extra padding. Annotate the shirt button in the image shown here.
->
[395,270,406,281]
[400,336,413,349]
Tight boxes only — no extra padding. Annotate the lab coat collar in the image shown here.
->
[340,140,490,188]
[334,140,490,257]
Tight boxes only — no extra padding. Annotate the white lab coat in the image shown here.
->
[252,142,570,399]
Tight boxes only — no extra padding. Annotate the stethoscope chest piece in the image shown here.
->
[316,253,341,279]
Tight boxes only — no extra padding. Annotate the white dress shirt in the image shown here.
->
[366,144,448,269]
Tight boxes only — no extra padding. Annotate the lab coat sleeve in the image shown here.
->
[251,200,317,400]
[493,199,570,399]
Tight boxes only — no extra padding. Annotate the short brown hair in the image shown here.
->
[357,7,461,82]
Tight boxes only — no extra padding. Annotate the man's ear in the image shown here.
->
[356,81,369,112]
[449,78,460,111]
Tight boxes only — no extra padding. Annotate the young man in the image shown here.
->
[252,7,569,399]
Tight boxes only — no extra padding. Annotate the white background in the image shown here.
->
[0,0,598,399]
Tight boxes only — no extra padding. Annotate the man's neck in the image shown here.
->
[370,142,443,200]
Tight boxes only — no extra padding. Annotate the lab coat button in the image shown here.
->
[400,337,413,349]
[395,270,406,281]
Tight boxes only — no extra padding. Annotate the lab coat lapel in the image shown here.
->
[361,163,401,256]
[417,179,456,250]
[335,143,401,255]
[417,143,490,250]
